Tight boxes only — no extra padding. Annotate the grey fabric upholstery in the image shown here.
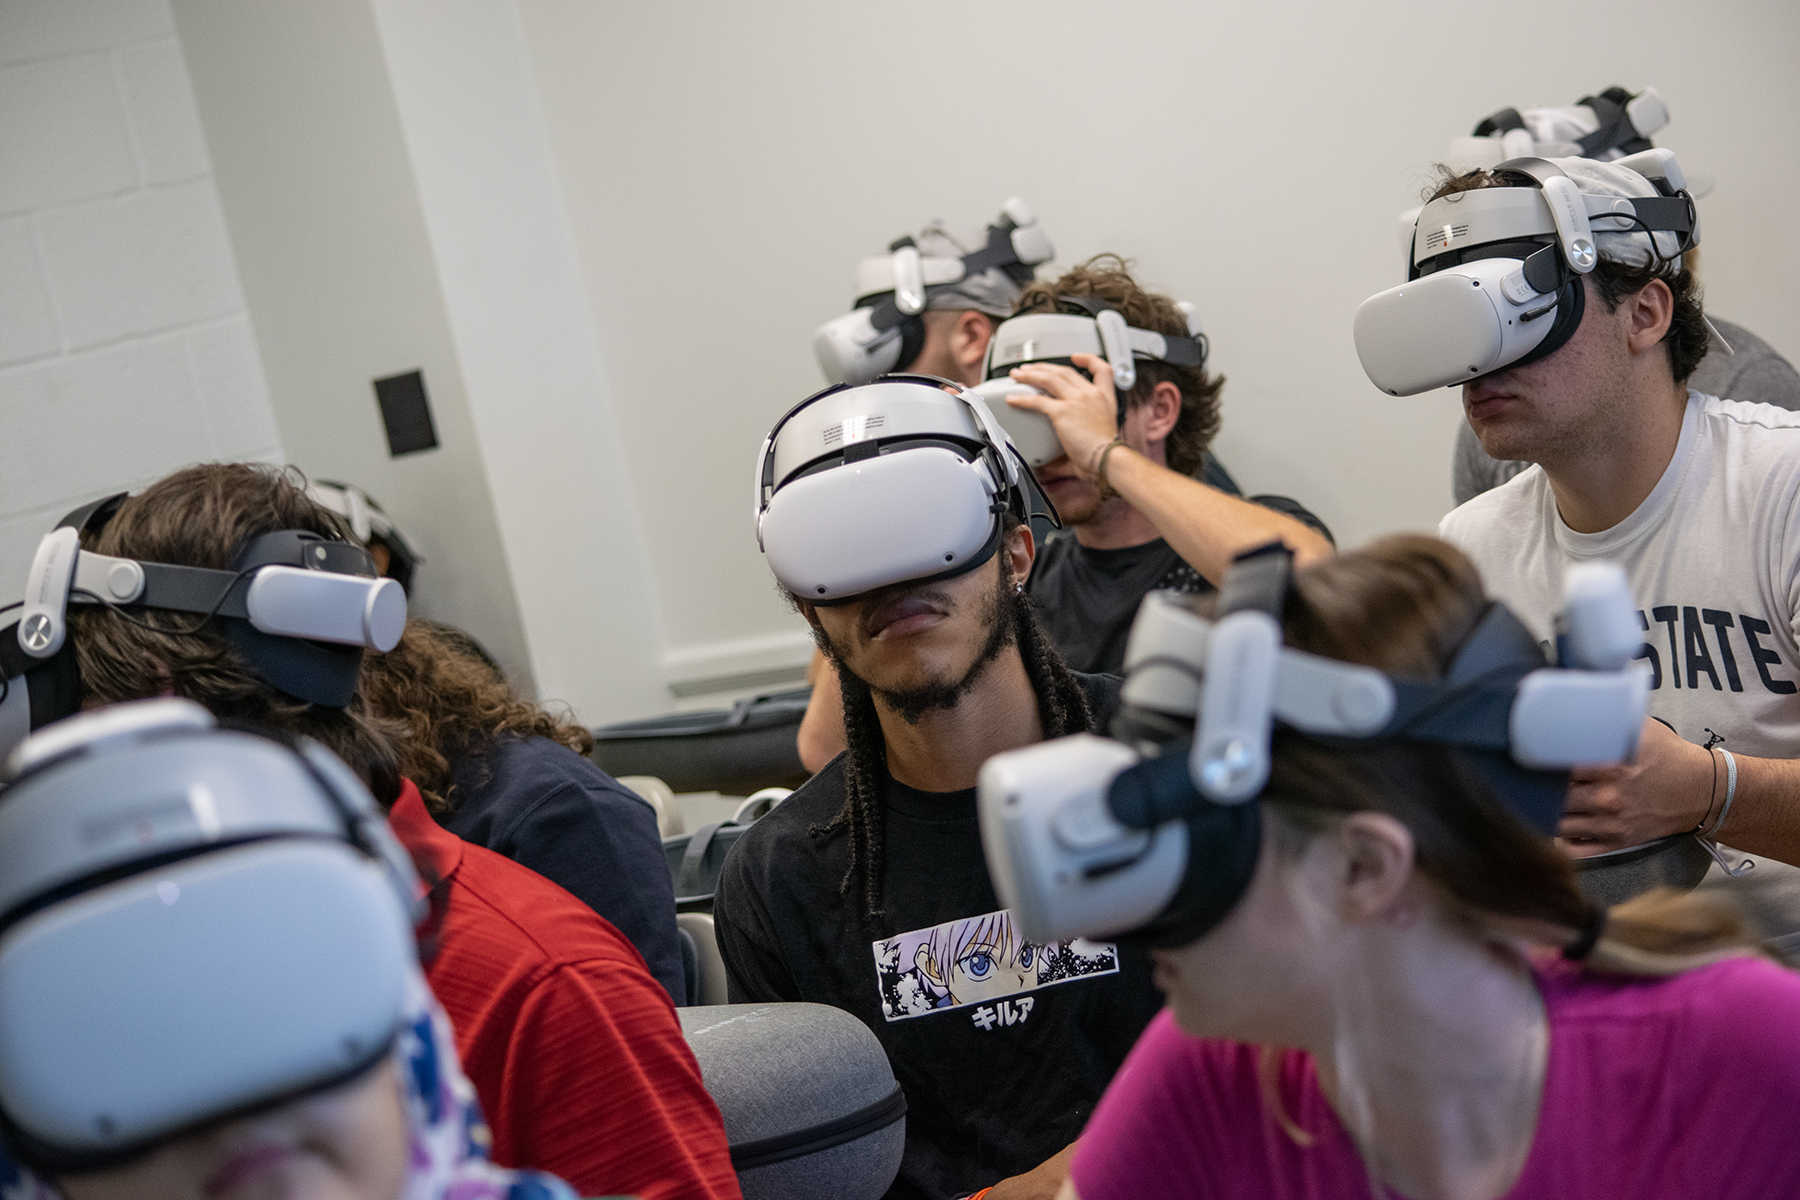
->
[679,1003,905,1200]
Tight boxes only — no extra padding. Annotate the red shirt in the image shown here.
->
[388,780,740,1200]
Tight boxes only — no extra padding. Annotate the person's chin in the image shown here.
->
[851,641,959,690]
[1041,479,1100,524]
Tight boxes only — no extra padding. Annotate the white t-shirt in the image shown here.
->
[1440,391,1800,761]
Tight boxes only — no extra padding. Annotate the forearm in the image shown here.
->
[1711,751,1800,866]
[987,1141,1079,1200]
[796,657,845,774]
[1103,447,1333,581]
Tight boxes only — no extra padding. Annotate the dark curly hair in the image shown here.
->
[1013,254,1224,478]
[359,618,594,816]
[1426,166,1708,382]
[70,463,405,804]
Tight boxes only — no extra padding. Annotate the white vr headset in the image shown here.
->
[755,376,1056,603]
[970,298,1209,467]
[1450,86,1670,171]
[979,545,1650,946]
[0,700,420,1173]
[0,494,407,764]
[812,198,1055,386]
[1354,151,1697,396]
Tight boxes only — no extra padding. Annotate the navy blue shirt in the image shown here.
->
[438,734,685,1004]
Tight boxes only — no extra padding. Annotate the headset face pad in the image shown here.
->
[0,716,418,1172]
[758,378,1050,604]
[1359,154,1696,396]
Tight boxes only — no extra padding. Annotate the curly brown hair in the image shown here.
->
[1013,255,1224,478]
[1425,166,1709,382]
[70,463,405,804]
[358,618,594,815]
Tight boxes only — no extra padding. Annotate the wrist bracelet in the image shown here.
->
[1696,746,1720,833]
[1092,436,1128,500]
[1706,748,1739,837]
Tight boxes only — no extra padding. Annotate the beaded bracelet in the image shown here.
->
[1090,436,1128,500]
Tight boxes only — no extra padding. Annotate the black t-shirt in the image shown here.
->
[438,733,686,1004]
[1027,495,1332,675]
[713,673,1162,1200]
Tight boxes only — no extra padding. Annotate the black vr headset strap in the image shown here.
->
[1216,541,1293,618]
[58,492,128,536]
[861,220,1037,349]
[1576,88,1655,158]
[1378,603,1547,751]
[121,563,254,619]
[1473,106,1527,137]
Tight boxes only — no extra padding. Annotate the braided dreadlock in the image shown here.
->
[809,544,1093,923]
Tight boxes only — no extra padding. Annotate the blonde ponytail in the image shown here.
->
[1579,887,1777,977]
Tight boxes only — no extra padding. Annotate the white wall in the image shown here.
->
[514,0,1800,694]
[0,0,281,584]
[172,0,543,701]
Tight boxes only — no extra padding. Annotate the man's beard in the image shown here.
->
[820,564,1019,726]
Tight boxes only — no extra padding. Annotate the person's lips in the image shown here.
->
[1036,469,1087,493]
[1465,377,1519,421]
[865,593,949,640]
[205,1142,300,1197]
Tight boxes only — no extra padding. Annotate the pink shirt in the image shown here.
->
[1071,955,1800,1199]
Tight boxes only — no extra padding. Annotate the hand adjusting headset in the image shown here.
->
[755,375,1059,603]
[971,295,1209,467]
[1354,150,1696,396]
[813,198,1056,386]
[977,544,1650,946]
[0,699,421,1173]
[0,493,407,761]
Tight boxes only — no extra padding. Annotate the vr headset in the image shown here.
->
[305,480,423,594]
[0,699,421,1173]
[1451,86,1671,170]
[755,375,1057,603]
[0,493,407,763]
[1354,151,1697,397]
[812,198,1055,386]
[971,296,1208,468]
[977,545,1650,947]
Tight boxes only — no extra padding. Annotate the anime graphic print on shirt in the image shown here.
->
[874,906,1120,1026]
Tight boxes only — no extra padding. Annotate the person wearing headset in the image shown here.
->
[811,200,1054,392]
[5,463,740,1200]
[307,480,425,594]
[991,539,1800,1200]
[1000,257,1334,674]
[1440,87,1800,507]
[795,255,1332,772]
[718,377,1166,1200]
[0,700,583,1200]
[1360,154,1800,894]
[797,204,1050,772]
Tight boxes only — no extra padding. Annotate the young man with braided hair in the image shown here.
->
[717,388,1165,1199]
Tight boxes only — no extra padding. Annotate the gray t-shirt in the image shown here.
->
[1452,317,1800,506]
